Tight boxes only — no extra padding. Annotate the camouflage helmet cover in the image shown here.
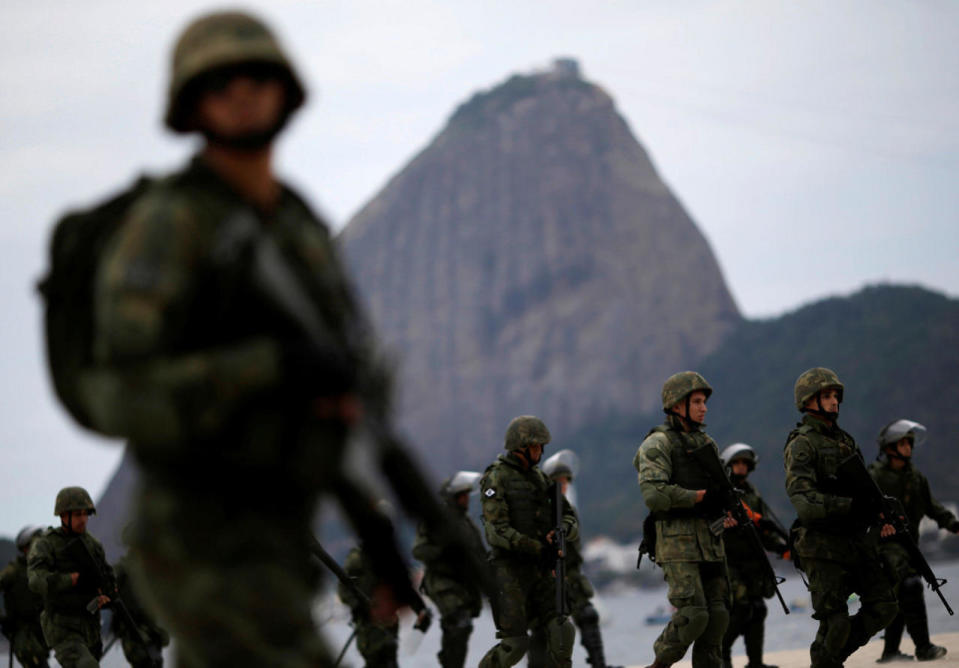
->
[661,371,713,411]
[54,486,96,516]
[504,415,551,451]
[877,419,927,450]
[721,443,757,470]
[165,11,306,132]
[542,449,580,481]
[15,525,44,552]
[794,367,844,411]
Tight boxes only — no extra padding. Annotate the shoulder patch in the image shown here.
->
[484,488,496,498]
[793,449,811,464]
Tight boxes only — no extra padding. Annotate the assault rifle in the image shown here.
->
[66,538,161,667]
[551,482,570,621]
[688,444,790,615]
[837,453,953,616]
[217,211,493,601]
[309,536,371,614]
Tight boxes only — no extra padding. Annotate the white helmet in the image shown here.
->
[442,471,481,497]
[878,419,927,449]
[542,449,580,481]
[721,443,757,471]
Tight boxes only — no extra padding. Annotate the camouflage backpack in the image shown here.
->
[37,176,156,431]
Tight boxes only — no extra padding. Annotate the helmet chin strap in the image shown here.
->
[803,393,838,422]
[665,395,705,429]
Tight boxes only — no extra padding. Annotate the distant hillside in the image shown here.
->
[339,59,740,476]
[567,284,959,541]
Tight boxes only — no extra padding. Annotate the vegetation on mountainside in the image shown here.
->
[563,285,959,546]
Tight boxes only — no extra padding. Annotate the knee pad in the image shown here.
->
[546,617,575,662]
[499,634,529,664]
[574,603,600,628]
[676,605,710,644]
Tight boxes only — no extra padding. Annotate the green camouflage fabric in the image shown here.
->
[87,156,361,666]
[504,415,551,451]
[793,367,843,411]
[478,453,577,667]
[339,547,399,667]
[661,371,712,411]
[868,459,959,539]
[412,498,487,667]
[721,478,786,668]
[54,487,96,516]
[166,11,305,132]
[27,527,114,668]
[634,416,729,667]
[633,418,725,563]
[112,556,168,668]
[0,554,50,666]
[783,414,897,668]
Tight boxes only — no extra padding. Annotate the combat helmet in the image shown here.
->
[54,486,96,516]
[165,11,306,132]
[441,471,481,498]
[794,367,844,412]
[721,443,757,472]
[504,415,551,451]
[542,449,580,481]
[15,525,44,552]
[877,419,927,453]
[661,371,712,412]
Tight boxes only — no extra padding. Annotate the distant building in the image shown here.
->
[552,57,580,79]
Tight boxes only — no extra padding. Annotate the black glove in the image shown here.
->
[280,340,356,397]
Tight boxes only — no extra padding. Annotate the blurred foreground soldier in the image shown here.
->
[412,471,487,668]
[112,553,168,667]
[479,415,577,668]
[784,368,898,668]
[27,487,114,668]
[542,449,620,668]
[0,525,49,667]
[76,10,403,665]
[870,420,959,663]
[719,444,789,668]
[634,371,732,668]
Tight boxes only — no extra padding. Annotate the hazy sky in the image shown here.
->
[2,1,957,538]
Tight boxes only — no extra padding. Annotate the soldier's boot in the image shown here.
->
[899,577,946,662]
[879,613,910,662]
[743,603,776,668]
[438,612,473,668]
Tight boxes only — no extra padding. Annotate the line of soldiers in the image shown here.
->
[1,487,167,668]
[635,368,958,668]
[24,6,958,667]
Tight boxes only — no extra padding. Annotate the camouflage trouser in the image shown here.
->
[353,616,399,667]
[567,570,609,667]
[479,558,574,668]
[423,576,481,668]
[722,562,770,665]
[39,610,101,668]
[803,556,898,668]
[10,621,50,667]
[128,480,334,668]
[654,560,729,668]
[878,542,931,653]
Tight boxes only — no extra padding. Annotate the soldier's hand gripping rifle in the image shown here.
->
[689,444,790,614]
[837,453,953,615]
[551,481,570,621]
[220,212,494,600]
[66,539,160,667]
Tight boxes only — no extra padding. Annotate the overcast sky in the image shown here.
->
[2,1,957,538]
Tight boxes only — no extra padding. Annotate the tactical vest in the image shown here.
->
[870,463,923,534]
[648,425,715,513]
[786,422,861,533]
[497,461,553,542]
[41,531,103,615]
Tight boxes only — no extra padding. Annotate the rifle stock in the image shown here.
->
[837,454,953,616]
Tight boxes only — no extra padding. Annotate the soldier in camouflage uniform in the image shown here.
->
[112,553,169,667]
[869,420,959,663]
[783,367,898,668]
[634,371,734,668]
[412,471,488,668]
[339,546,401,668]
[718,444,789,668]
[27,487,114,668]
[81,10,404,666]
[0,525,50,667]
[542,449,620,668]
[478,415,578,668]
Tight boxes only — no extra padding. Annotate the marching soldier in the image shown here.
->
[870,419,959,663]
[634,371,733,668]
[479,415,578,668]
[0,525,50,667]
[27,487,114,668]
[543,449,619,668]
[719,443,789,668]
[412,471,488,668]
[783,367,898,668]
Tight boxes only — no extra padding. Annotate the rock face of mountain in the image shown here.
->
[339,61,741,472]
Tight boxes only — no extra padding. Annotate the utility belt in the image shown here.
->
[652,506,717,521]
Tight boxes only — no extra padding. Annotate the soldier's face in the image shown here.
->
[63,510,89,534]
[818,388,840,414]
[731,460,749,477]
[195,68,286,139]
[526,443,543,464]
[684,390,708,424]
[455,492,470,510]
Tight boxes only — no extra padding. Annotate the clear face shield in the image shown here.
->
[880,419,928,450]
[542,449,581,507]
